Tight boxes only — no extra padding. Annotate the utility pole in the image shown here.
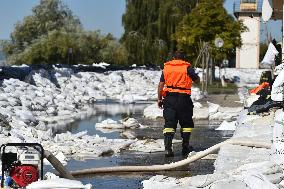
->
[201,50,205,95]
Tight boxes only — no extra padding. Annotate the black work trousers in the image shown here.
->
[163,92,194,134]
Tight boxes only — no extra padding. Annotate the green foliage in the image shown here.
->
[3,0,246,67]
[99,40,129,65]
[122,0,197,66]
[3,0,128,65]
[77,31,107,65]
[78,32,128,65]
[10,30,80,64]
[174,0,246,65]
[3,0,82,64]
[9,0,81,52]
[259,42,268,62]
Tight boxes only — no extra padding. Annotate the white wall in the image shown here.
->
[236,15,260,68]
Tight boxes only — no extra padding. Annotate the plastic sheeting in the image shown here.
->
[262,0,273,22]
[262,43,279,65]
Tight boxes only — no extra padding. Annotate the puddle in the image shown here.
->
[49,102,234,188]
[63,102,151,138]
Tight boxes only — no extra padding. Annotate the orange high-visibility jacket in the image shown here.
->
[163,59,192,95]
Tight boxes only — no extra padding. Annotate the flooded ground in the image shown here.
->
[46,101,235,188]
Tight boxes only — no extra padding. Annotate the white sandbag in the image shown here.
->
[15,109,36,122]
[215,121,236,131]
[272,109,284,141]
[271,69,284,101]
[122,118,143,128]
[142,175,193,189]
[193,102,202,108]
[208,102,220,115]
[95,119,124,129]
[244,94,259,108]
[271,110,284,164]
[129,139,181,153]
[26,178,92,189]
[143,103,163,119]
[193,107,209,119]
[274,63,284,75]
[243,172,278,189]
[185,173,227,188]
[208,180,248,189]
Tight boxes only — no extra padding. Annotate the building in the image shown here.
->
[234,0,283,69]
[234,0,262,69]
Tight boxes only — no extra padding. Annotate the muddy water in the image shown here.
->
[56,102,234,189]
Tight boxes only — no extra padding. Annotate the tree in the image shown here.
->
[122,0,197,66]
[174,0,246,65]
[122,0,159,66]
[78,31,128,65]
[158,0,197,51]
[3,0,129,65]
[259,42,268,62]
[8,30,80,65]
[3,0,82,64]
[99,40,128,65]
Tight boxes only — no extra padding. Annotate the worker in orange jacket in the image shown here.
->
[157,50,200,157]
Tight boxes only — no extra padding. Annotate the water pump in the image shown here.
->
[1,143,44,188]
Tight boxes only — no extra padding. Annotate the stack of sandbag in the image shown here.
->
[271,63,284,102]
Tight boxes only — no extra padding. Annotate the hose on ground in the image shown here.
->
[43,150,75,180]
[69,139,272,176]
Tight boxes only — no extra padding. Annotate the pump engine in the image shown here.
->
[1,143,44,188]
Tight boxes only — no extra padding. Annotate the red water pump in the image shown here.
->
[1,143,44,188]
[10,165,38,187]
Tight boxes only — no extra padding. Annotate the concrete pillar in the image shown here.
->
[236,14,260,69]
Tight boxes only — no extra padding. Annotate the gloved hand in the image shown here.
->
[157,99,163,109]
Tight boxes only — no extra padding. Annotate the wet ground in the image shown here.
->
[46,96,238,188]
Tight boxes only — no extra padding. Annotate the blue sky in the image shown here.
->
[0,0,125,39]
[0,0,282,42]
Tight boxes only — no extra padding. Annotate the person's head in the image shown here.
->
[172,50,186,61]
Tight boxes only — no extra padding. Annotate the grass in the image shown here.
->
[194,81,238,94]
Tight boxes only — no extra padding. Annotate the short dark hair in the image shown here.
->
[173,50,186,60]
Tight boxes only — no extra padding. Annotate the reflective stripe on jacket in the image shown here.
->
[163,59,192,95]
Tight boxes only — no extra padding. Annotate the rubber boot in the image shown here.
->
[164,133,174,157]
[181,132,193,156]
